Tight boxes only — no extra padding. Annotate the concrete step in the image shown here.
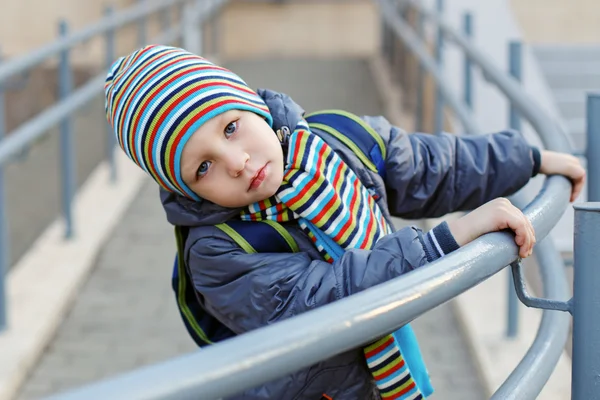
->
[532,44,600,151]
[533,45,600,63]
[543,74,600,91]
[538,63,600,77]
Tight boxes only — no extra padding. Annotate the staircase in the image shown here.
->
[532,45,600,152]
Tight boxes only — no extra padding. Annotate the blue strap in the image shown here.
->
[225,220,297,253]
[305,111,386,179]
[301,219,433,398]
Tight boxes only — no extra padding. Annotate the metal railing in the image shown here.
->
[1,0,595,398]
[0,0,227,329]
[45,1,587,399]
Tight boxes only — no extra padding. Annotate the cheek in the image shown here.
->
[260,131,283,160]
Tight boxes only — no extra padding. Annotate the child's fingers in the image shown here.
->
[513,207,535,258]
[522,218,533,258]
[567,158,586,202]
[522,215,535,258]
[506,211,532,258]
[571,174,586,202]
[526,217,536,257]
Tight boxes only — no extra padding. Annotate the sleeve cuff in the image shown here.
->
[531,146,541,177]
[421,221,460,262]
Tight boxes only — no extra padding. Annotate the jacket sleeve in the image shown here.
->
[362,116,538,219]
[186,223,458,334]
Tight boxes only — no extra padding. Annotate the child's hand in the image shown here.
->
[447,198,535,258]
[539,150,586,202]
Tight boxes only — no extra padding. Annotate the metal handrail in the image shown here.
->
[0,0,223,166]
[0,0,227,329]
[47,181,572,400]
[383,0,572,396]
[0,23,184,168]
[0,0,568,398]
[403,0,573,153]
[0,0,193,84]
[48,2,573,399]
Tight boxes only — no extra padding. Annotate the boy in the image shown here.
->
[104,45,584,399]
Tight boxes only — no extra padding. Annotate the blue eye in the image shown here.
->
[196,160,212,177]
[224,121,238,137]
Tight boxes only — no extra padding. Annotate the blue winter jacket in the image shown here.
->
[160,89,538,399]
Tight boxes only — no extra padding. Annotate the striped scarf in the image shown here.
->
[241,120,427,400]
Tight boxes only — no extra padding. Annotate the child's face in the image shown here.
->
[180,110,284,207]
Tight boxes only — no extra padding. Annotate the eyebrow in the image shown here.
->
[213,111,234,133]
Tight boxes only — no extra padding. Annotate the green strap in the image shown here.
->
[175,222,297,348]
[304,109,387,160]
[308,122,379,174]
[174,226,212,345]
[217,221,299,254]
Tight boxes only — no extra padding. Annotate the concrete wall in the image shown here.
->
[0,0,381,129]
[0,0,135,58]
[510,0,600,44]
[0,0,379,63]
[219,1,379,60]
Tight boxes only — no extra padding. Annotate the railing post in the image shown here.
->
[586,93,600,201]
[387,17,395,72]
[105,6,117,183]
[210,0,220,57]
[196,0,204,55]
[182,0,202,54]
[137,0,147,47]
[463,12,473,110]
[572,202,600,399]
[506,40,522,338]
[160,3,171,33]
[508,42,522,132]
[0,48,7,330]
[58,20,75,239]
[434,0,444,134]
[415,10,424,132]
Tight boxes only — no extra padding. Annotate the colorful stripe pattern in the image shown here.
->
[104,44,273,200]
[241,120,424,399]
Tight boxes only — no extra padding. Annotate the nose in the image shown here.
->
[224,150,249,178]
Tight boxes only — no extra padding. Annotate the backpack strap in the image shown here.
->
[173,225,235,347]
[216,220,299,254]
[305,109,387,180]
[172,221,298,347]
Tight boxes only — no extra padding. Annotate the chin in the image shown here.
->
[264,181,281,199]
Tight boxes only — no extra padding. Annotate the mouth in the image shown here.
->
[249,163,268,191]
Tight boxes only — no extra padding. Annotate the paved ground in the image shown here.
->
[16,58,485,399]
[16,179,195,400]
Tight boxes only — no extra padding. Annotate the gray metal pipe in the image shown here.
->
[571,203,600,399]
[45,2,574,399]
[377,0,481,134]
[46,176,571,400]
[0,24,185,168]
[0,0,225,85]
[492,211,571,399]
[586,94,600,201]
[392,1,573,397]
[404,0,573,153]
[0,74,105,167]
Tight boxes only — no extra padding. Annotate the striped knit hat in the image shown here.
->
[104,44,273,200]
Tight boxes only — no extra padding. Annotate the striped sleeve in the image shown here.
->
[419,221,460,262]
